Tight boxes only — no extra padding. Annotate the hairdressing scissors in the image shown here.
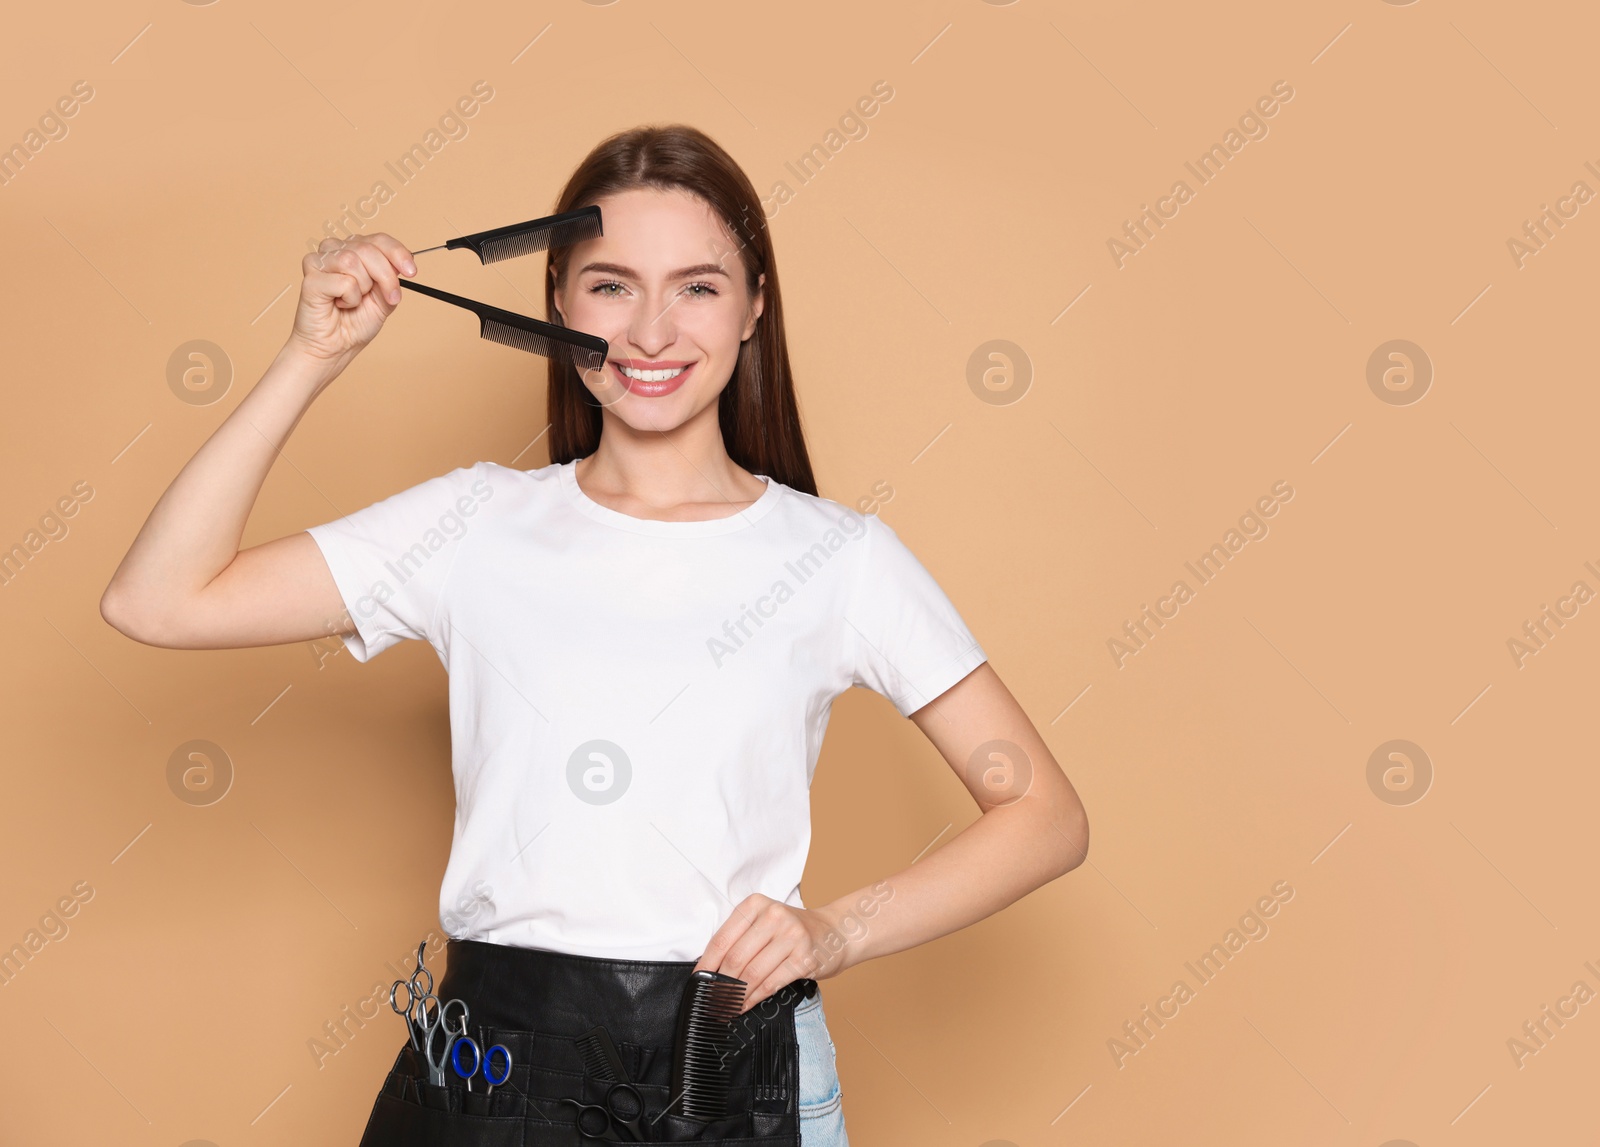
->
[560,1082,646,1142]
[418,995,471,1087]
[388,941,435,1051]
[450,1031,514,1095]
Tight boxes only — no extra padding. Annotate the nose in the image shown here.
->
[625,292,680,359]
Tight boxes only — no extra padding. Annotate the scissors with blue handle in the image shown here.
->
[560,1082,645,1142]
[450,1032,513,1095]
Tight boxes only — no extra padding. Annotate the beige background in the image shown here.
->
[2,0,1596,1143]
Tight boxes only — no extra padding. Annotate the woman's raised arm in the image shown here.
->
[99,234,417,650]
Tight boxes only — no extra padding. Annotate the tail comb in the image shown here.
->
[414,205,602,264]
[397,279,608,370]
[753,1022,790,1103]
[576,1025,630,1084]
[669,969,747,1122]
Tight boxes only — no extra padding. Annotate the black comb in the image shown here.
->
[412,205,602,264]
[669,969,747,1122]
[754,1022,786,1103]
[397,279,608,370]
[575,1025,630,1084]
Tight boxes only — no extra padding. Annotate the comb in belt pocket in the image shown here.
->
[576,1024,630,1084]
[753,1022,791,1104]
[668,968,747,1122]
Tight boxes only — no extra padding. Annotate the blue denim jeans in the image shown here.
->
[795,990,849,1145]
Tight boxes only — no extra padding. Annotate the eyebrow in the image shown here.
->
[576,261,732,279]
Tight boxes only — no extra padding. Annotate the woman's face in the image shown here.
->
[552,186,764,430]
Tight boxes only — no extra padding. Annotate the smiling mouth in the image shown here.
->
[616,364,687,382]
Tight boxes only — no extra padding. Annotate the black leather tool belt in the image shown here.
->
[358,938,817,1145]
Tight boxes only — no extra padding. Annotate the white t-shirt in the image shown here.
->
[305,459,987,960]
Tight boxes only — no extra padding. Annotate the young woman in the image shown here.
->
[101,126,1089,1145]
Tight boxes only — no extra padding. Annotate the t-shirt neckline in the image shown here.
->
[557,459,784,536]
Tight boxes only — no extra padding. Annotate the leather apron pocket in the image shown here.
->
[357,938,811,1145]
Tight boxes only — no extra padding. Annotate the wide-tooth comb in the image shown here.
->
[575,1025,629,1084]
[397,279,608,370]
[413,205,602,264]
[669,969,747,1122]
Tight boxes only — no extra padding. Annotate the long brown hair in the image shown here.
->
[543,125,817,497]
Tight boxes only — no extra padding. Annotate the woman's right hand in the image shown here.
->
[285,233,417,371]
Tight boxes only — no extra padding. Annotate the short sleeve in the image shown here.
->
[304,462,494,662]
[846,514,988,717]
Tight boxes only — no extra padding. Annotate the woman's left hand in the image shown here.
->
[694,894,849,1012]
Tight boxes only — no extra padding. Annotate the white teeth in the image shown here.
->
[617,365,686,383]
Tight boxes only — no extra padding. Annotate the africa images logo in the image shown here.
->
[706,507,869,668]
